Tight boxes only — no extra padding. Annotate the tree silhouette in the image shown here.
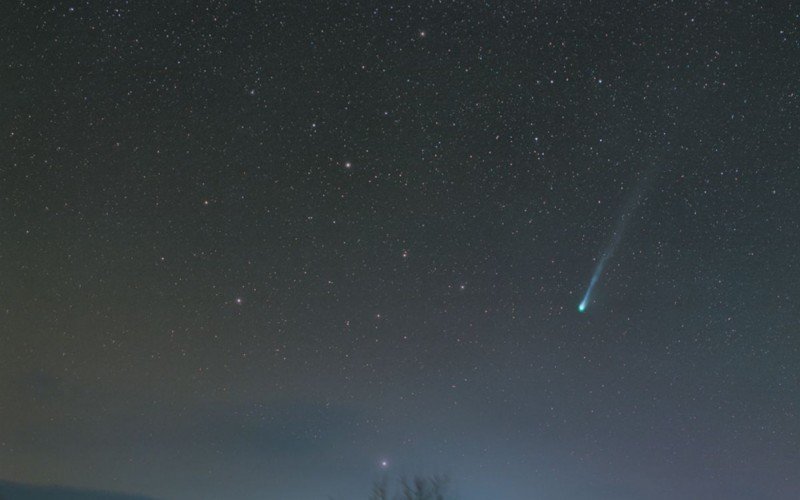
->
[367,477,388,500]
[368,475,451,500]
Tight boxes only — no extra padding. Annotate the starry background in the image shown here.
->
[1,1,799,499]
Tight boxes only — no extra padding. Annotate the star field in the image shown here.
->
[1,2,799,499]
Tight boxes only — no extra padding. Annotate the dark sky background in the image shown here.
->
[2,1,799,499]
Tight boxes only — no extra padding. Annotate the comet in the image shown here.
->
[578,278,596,313]
[578,245,614,313]
[578,169,658,313]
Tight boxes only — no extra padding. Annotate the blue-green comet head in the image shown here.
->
[578,299,587,313]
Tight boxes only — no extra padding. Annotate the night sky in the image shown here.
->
[2,1,800,499]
